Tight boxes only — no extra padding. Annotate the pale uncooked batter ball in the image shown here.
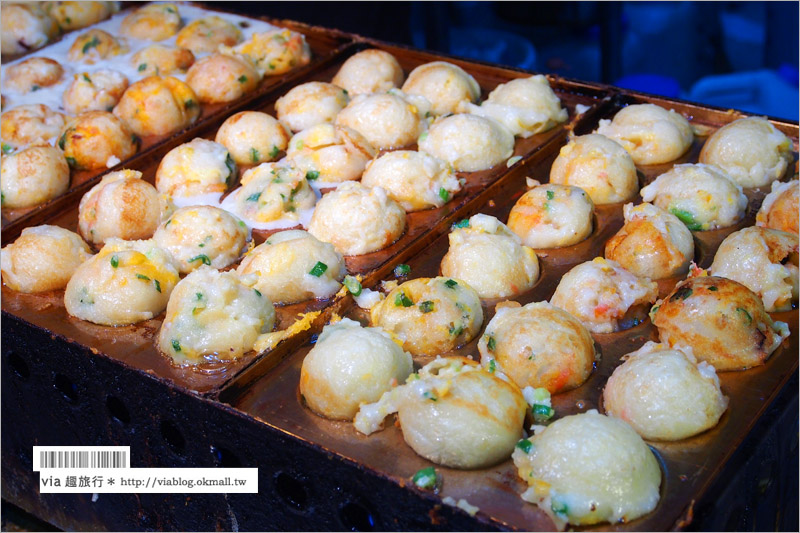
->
[361,150,460,211]
[355,357,527,470]
[699,117,793,188]
[441,214,539,299]
[1,2,59,55]
[335,92,426,150]
[153,206,248,274]
[370,277,483,356]
[639,163,747,231]
[605,202,694,280]
[220,28,311,77]
[237,230,345,305]
[185,53,259,104]
[1,145,69,208]
[67,29,129,63]
[604,342,728,441]
[1,104,66,148]
[331,49,404,95]
[62,69,129,115]
[215,111,291,166]
[43,1,119,32]
[478,301,595,394]
[461,75,568,137]
[130,44,195,77]
[512,410,661,529]
[308,182,406,256]
[551,257,658,334]
[418,113,514,172]
[176,16,242,54]
[59,111,138,170]
[64,238,179,326]
[756,179,798,234]
[155,138,236,200]
[77,169,161,246]
[119,3,181,41]
[651,276,790,371]
[3,57,64,94]
[285,124,376,185]
[549,133,638,204]
[275,82,349,133]
[300,318,413,420]
[709,226,798,312]
[595,103,693,165]
[1,225,92,293]
[113,76,200,137]
[227,162,316,226]
[507,182,594,249]
[157,266,275,366]
[401,61,480,116]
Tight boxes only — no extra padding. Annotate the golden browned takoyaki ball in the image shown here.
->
[507,182,595,249]
[185,53,259,105]
[131,44,195,77]
[756,179,798,234]
[155,138,235,200]
[220,28,311,77]
[1,2,59,56]
[62,69,129,115]
[1,104,66,148]
[334,91,426,151]
[402,61,480,116]
[215,111,291,166]
[43,1,119,32]
[1,145,69,208]
[285,124,376,185]
[113,76,200,137]
[331,49,404,95]
[418,113,514,172]
[59,111,138,170]
[119,3,181,41]
[67,29,128,64]
[175,15,242,54]
[275,81,349,133]
[3,57,64,94]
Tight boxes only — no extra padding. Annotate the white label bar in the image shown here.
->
[33,446,130,471]
[39,468,259,493]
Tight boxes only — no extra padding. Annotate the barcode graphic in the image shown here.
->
[33,447,130,470]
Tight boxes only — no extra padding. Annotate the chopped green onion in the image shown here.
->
[394,264,410,277]
[546,190,555,200]
[225,153,236,177]
[153,279,161,293]
[189,254,211,266]
[444,279,458,289]
[65,156,78,168]
[138,63,147,72]
[670,207,703,231]
[411,467,439,490]
[110,255,119,268]
[438,187,450,203]
[250,147,260,162]
[344,275,362,296]
[515,439,533,454]
[295,139,304,150]
[551,499,568,516]
[238,220,246,228]
[418,131,429,143]
[58,133,66,150]
[135,273,150,281]
[172,339,181,352]
[487,336,496,351]
[246,192,261,202]
[305,170,320,181]
[254,288,262,297]
[82,35,100,54]
[269,145,280,158]
[670,287,693,301]
[452,219,470,229]
[418,300,434,313]
[237,75,248,83]
[309,261,328,277]
[184,99,196,109]
[423,391,437,401]
[31,85,41,91]
[1,143,13,154]
[82,74,91,83]
[394,292,413,307]
[488,359,496,373]
[532,404,555,422]
[709,286,718,291]
[196,292,203,300]
[650,305,660,315]
[506,155,522,167]
[449,324,463,337]
[131,133,141,146]
[736,307,753,325]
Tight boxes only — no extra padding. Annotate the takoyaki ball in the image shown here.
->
[62,69,128,115]
[512,410,661,529]
[308,182,405,256]
[175,15,242,54]
[158,266,275,365]
[551,258,658,334]
[595,103,693,165]
[59,111,138,170]
[478,301,595,394]
[1,2,59,56]
[300,318,413,421]
[119,3,181,41]
[651,276,790,371]
[507,182,594,249]
[131,44,195,77]
[461,75,568,137]
[1,225,92,293]
[361,150,460,212]
[370,277,483,356]
[355,357,527,469]
[441,214,539,299]
[275,82,349,133]
[757,179,798,234]
[215,111,291,166]
[605,202,694,280]
[153,206,247,275]
[113,76,200,138]
[67,29,128,64]
[185,53,259,105]
[709,227,798,312]
[418,114,514,172]
[43,1,119,32]
[3,57,64,94]
[639,163,747,231]
[401,61,480,116]
[237,230,345,305]
[155,138,235,200]
[220,28,311,77]
[229,162,316,225]
[64,238,179,326]
[335,92,426,151]
[549,134,638,204]
[285,124,376,185]
[1,145,69,208]
[1,104,66,148]
[603,342,728,441]
[331,49,404,95]
[78,169,160,246]
[699,117,793,188]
